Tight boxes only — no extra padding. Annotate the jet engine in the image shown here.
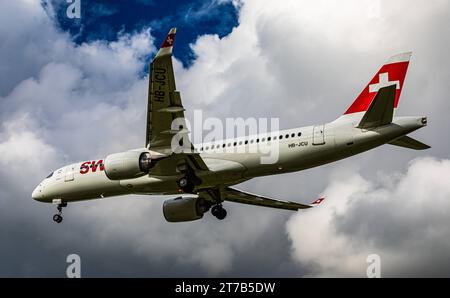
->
[104,150,154,180]
[163,197,211,222]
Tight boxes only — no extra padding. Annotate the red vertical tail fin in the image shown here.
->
[344,52,412,115]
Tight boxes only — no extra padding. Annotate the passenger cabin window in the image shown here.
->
[298,132,302,137]
[268,137,271,141]
[285,134,289,138]
[262,137,266,142]
[245,140,248,145]
[279,135,283,139]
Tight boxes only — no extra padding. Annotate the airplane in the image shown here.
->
[32,28,429,223]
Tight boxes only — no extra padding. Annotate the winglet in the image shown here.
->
[155,28,177,59]
[311,198,325,206]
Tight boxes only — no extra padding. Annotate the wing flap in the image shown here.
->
[223,187,324,211]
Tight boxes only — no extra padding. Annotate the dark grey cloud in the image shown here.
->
[1,0,450,277]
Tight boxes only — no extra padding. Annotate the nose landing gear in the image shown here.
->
[52,201,67,223]
[211,204,227,220]
[53,213,63,223]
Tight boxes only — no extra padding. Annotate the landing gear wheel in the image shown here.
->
[211,204,227,220]
[216,208,227,220]
[53,214,63,223]
[177,177,195,193]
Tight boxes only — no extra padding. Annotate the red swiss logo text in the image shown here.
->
[80,160,105,174]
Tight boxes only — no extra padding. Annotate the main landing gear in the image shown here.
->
[211,204,227,220]
[176,164,201,194]
[53,202,67,223]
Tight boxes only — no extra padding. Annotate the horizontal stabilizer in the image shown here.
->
[357,84,396,129]
[388,135,431,150]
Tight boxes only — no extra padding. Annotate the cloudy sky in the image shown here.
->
[0,0,449,277]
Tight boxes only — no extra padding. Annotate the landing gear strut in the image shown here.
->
[211,204,227,220]
[53,202,67,223]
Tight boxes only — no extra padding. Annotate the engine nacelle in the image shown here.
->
[163,197,210,222]
[104,150,153,180]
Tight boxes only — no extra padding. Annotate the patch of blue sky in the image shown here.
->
[49,0,239,67]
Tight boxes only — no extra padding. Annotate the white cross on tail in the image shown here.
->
[369,73,400,93]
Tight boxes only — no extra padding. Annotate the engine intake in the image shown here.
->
[163,197,210,222]
[104,151,153,180]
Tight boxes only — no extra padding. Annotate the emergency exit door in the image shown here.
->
[64,165,75,182]
[313,125,325,145]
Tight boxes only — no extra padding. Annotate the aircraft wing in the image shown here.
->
[145,28,208,174]
[146,28,191,151]
[222,187,325,211]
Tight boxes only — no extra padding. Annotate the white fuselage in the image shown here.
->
[32,115,426,203]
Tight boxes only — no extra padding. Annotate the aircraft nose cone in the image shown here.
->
[32,186,43,201]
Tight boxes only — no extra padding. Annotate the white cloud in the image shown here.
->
[287,157,450,277]
[177,0,450,131]
[0,114,62,176]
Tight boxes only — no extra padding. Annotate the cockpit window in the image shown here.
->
[46,172,54,179]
